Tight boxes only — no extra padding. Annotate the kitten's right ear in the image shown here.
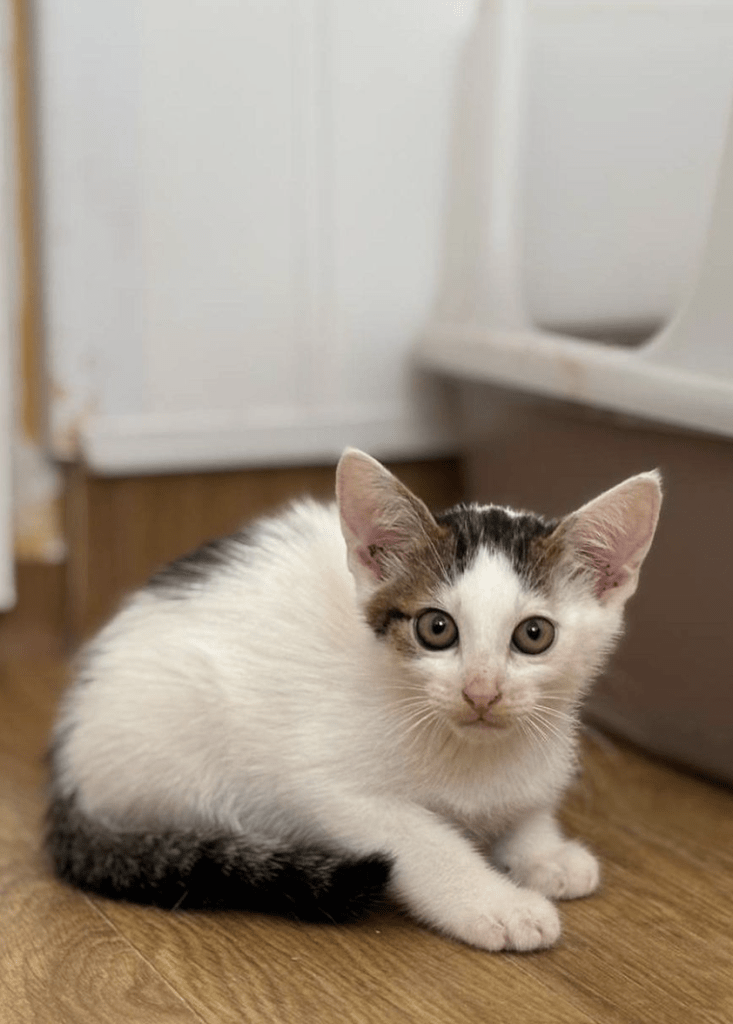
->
[336,448,437,592]
[560,470,662,606]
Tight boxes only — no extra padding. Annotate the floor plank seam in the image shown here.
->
[84,896,209,1024]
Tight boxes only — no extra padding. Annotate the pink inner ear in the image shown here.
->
[337,464,405,581]
[583,539,635,599]
[572,478,660,601]
[354,531,400,580]
[337,448,439,584]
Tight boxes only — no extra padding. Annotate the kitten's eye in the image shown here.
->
[512,617,555,655]
[414,609,459,651]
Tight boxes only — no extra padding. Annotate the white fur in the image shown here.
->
[53,460,660,952]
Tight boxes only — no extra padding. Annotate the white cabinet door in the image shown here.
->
[36,0,475,474]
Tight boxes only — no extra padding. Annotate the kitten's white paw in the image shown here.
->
[508,841,600,901]
[448,890,561,952]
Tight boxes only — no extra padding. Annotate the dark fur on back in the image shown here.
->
[46,789,391,922]
[146,530,252,597]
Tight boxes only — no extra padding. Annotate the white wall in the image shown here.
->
[37,0,476,473]
[523,0,733,334]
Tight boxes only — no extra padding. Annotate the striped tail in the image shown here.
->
[46,790,392,923]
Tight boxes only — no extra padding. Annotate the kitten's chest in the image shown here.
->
[406,736,574,834]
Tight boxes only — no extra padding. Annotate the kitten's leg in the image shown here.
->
[323,795,561,952]
[493,808,600,901]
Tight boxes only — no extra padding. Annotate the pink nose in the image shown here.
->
[462,678,501,713]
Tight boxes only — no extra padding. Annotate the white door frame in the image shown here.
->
[0,0,16,610]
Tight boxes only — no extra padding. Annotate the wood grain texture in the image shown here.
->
[2,654,733,1023]
[90,901,597,1024]
[0,562,67,656]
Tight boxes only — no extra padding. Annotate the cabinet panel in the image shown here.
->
[38,0,466,472]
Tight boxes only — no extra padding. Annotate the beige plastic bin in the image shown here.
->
[418,1,733,782]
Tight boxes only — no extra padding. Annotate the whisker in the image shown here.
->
[524,713,550,745]
[534,691,577,705]
[517,715,557,771]
[402,708,441,738]
[527,709,569,746]
[535,692,583,716]
[533,704,576,724]
[390,698,434,718]
[381,696,447,756]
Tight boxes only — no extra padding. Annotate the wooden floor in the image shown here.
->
[2,653,733,1024]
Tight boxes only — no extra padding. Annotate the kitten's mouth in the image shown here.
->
[461,713,511,731]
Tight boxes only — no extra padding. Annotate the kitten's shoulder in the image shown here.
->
[255,497,340,542]
[144,497,341,599]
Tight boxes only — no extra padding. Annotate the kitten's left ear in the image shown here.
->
[560,471,662,606]
[336,448,439,592]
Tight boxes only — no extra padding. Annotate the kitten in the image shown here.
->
[46,449,661,951]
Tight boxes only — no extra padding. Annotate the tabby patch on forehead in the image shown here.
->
[365,525,455,640]
[434,504,562,593]
[365,505,563,642]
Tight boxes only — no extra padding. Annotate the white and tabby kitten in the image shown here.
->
[47,449,661,951]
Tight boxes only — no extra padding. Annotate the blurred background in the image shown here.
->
[1,0,733,778]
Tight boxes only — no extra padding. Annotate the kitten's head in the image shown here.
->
[336,449,661,743]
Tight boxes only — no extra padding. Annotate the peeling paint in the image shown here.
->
[12,434,66,562]
[49,381,100,461]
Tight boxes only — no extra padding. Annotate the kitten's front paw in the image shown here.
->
[509,841,600,901]
[452,889,561,952]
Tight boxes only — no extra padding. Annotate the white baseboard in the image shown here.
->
[80,408,460,476]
